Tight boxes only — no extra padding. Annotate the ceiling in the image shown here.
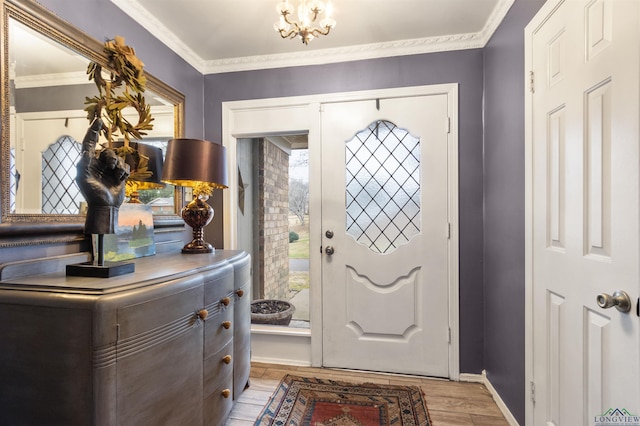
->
[110,0,515,74]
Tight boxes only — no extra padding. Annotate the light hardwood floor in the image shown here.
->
[225,362,510,426]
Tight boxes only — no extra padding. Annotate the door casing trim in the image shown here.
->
[525,1,565,424]
[221,84,460,379]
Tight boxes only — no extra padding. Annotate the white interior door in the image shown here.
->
[321,94,452,377]
[529,0,640,423]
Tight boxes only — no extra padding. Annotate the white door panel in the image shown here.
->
[321,95,451,377]
[529,0,640,424]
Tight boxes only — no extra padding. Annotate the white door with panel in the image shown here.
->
[529,0,640,424]
[321,94,453,377]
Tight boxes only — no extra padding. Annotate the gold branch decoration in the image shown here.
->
[84,36,154,181]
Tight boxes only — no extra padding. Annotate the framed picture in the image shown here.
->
[103,203,156,262]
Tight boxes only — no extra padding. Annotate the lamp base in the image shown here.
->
[181,195,215,254]
[182,241,214,254]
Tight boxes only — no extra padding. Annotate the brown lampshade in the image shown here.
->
[161,138,228,188]
[113,141,166,189]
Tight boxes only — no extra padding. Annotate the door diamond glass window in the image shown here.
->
[42,135,84,214]
[345,120,421,254]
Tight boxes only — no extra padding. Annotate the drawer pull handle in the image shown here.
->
[222,321,232,329]
[221,389,231,398]
[236,289,244,298]
[221,297,231,306]
[222,355,232,364]
[197,309,209,321]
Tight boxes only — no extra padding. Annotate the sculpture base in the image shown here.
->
[66,261,135,278]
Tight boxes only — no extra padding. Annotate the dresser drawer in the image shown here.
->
[233,280,251,399]
[203,264,234,305]
[204,341,234,396]
[117,326,203,425]
[204,296,234,355]
[116,275,203,340]
[204,370,234,426]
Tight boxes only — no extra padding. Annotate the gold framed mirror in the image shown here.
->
[0,0,185,243]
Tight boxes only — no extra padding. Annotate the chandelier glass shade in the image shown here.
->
[274,0,336,45]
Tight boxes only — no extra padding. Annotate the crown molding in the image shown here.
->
[13,71,90,89]
[203,33,485,74]
[478,0,516,45]
[110,0,206,73]
[111,0,515,75]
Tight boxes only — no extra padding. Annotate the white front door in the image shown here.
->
[320,93,453,377]
[528,0,640,424]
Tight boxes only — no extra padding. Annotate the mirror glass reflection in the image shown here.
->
[8,17,176,216]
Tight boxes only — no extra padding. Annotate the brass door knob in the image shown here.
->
[197,309,209,320]
[222,355,232,364]
[221,389,231,398]
[222,321,232,329]
[236,289,244,298]
[221,297,231,306]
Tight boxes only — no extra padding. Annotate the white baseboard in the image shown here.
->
[458,372,485,383]
[250,356,311,367]
[459,371,520,426]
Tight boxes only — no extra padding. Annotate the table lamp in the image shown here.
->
[113,141,166,203]
[162,138,228,253]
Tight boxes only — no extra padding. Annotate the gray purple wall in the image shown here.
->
[483,0,545,423]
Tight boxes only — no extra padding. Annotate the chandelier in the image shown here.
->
[274,0,336,45]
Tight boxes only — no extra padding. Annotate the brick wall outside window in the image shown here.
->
[258,139,290,300]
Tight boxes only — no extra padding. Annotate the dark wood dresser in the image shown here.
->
[0,250,251,426]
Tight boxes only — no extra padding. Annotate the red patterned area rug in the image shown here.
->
[254,374,431,426]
